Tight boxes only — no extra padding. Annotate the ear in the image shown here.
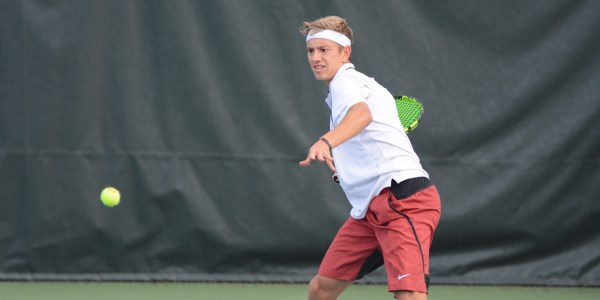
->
[342,46,352,62]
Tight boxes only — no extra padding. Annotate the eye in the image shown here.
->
[307,49,314,54]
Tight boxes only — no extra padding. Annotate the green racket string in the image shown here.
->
[395,95,423,133]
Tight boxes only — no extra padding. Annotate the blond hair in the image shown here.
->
[299,16,354,43]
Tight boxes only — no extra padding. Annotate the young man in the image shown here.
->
[298,16,442,300]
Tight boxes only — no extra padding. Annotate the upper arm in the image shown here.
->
[330,77,370,125]
[346,102,373,124]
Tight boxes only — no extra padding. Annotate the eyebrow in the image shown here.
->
[307,45,332,50]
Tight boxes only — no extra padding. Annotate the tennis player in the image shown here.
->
[298,16,442,300]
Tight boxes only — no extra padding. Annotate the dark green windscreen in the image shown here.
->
[1,0,599,286]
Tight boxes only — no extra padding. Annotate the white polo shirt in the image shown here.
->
[326,63,429,219]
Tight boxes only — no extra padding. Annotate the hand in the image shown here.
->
[299,139,336,172]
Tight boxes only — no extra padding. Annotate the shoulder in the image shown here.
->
[330,69,367,94]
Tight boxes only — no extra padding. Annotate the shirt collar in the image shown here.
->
[325,63,355,108]
[328,63,355,90]
[332,63,355,83]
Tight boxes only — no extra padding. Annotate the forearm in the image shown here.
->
[322,102,372,148]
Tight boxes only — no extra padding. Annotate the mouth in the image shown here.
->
[313,65,325,72]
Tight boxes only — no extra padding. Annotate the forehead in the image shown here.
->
[306,38,339,48]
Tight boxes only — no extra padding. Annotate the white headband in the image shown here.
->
[306,29,351,47]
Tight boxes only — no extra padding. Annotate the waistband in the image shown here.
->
[390,177,433,200]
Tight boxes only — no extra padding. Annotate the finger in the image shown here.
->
[299,156,312,166]
[324,152,334,162]
[326,159,336,172]
[300,150,319,165]
[317,154,326,162]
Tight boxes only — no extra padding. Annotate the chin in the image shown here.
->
[313,74,329,82]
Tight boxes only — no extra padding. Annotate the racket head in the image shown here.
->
[394,95,423,133]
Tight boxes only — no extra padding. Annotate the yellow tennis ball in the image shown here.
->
[100,187,121,207]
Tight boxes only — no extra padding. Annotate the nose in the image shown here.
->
[310,52,321,64]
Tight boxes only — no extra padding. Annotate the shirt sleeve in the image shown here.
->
[329,76,370,126]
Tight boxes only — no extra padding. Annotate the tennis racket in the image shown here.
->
[395,95,424,133]
[332,95,424,183]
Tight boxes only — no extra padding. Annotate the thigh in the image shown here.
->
[369,185,441,293]
[318,216,381,281]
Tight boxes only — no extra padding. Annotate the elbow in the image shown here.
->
[365,111,373,124]
[355,105,372,128]
[348,102,373,128]
[362,108,373,126]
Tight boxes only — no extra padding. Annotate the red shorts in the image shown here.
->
[318,179,441,293]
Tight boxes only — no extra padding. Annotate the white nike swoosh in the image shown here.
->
[397,274,411,280]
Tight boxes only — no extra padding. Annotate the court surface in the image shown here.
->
[1,282,600,300]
